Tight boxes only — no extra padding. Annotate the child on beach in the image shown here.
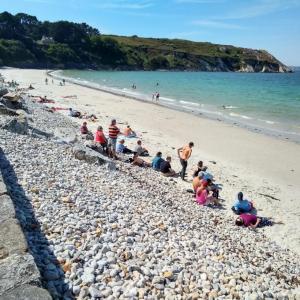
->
[232,192,254,215]
[191,161,207,177]
[235,214,281,228]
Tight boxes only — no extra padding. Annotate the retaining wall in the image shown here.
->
[0,148,51,300]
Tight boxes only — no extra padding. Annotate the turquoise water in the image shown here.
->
[60,70,300,140]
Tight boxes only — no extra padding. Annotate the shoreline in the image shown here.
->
[2,68,300,256]
[49,69,300,145]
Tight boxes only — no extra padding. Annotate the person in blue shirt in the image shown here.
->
[152,152,164,171]
[232,192,254,215]
[116,139,133,154]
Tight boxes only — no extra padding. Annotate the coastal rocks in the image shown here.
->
[2,115,28,135]
[0,219,28,255]
[53,127,78,144]
[0,284,52,300]
[73,145,116,170]
[0,88,8,97]
[0,254,40,294]
[0,104,18,116]
[0,194,15,222]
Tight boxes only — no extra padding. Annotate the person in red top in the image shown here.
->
[177,142,194,180]
[95,126,108,154]
[108,119,120,158]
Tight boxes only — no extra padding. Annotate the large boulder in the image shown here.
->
[0,103,18,116]
[0,254,40,295]
[0,88,8,97]
[2,115,29,135]
[73,144,116,170]
[2,93,21,102]
[0,284,52,300]
[54,127,78,144]
[0,194,15,223]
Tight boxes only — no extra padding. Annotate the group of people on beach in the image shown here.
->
[77,112,279,229]
[2,72,280,231]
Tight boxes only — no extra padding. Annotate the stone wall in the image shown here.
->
[0,152,51,300]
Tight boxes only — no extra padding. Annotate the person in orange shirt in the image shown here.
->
[123,125,136,138]
[177,142,194,180]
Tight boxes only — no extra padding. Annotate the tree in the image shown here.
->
[0,11,24,39]
[46,43,79,63]
[90,36,126,64]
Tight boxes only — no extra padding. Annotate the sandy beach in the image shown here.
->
[2,67,300,255]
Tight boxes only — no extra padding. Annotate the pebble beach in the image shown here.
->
[0,68,300,299]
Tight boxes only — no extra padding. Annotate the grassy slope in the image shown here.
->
[105,35,274,62]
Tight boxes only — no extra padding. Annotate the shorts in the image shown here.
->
[108,138,117,151]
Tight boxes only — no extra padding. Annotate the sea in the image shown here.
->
[57,70,300,143]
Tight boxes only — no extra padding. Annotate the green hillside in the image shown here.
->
[0,11,291,72]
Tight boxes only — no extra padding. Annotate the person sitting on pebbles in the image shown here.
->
[235,213,282,228]
[80,122,94,140]
[232,192,254,215]
[191,160,207,178]
[152,152,164,171]
[95,126,108,154]
[129,153,151,168]
[123,125,136,138]
[196,180,220,206]
[160,156,176,177]
[192,171,205,192]
[134,140,149,157]
[116,139,133,154]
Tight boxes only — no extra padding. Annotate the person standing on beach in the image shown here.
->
[177,142,194,180]
[45,78,48,85]
[156,92,160,102]
[108,119,120,158]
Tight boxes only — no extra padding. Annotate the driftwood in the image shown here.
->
[258,193,280,201]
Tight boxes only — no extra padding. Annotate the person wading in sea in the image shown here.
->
[177,142,194,180]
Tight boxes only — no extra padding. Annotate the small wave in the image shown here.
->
[161,97,175,102]
[229,112,252,120]
[258,119,276,125]
[181,105,195,110]
[241,115,252,120]
[223,105,239,109]
[199,109,223,116]
[179,100,200,106]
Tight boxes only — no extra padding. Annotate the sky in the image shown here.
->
[1,0,300,65]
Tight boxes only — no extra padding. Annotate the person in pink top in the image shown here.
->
[196,186,219,206]
[235,213,282,228]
